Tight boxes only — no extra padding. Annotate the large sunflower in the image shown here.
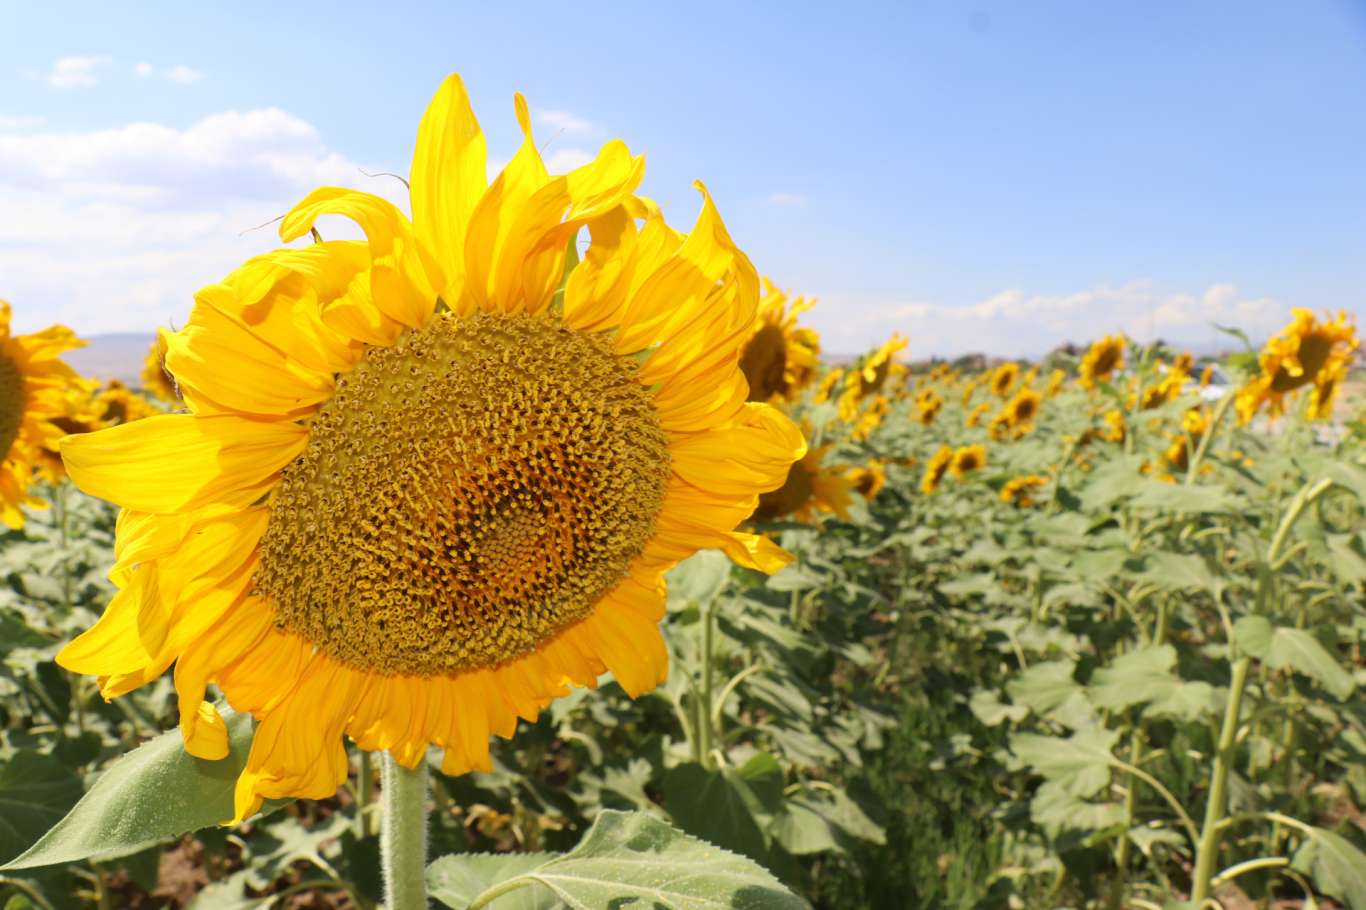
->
[0,300,85,528]
[57,75,805,823]
[738,279,820,402]
[1236,309,1358,423]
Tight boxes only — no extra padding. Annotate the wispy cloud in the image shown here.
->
[45,55,111,88]
[535,109,593,135]
[0,114,44,131]
[767,191,807,208]
[544,147,594,172]
[812,281,1283,357]
[166,64,204,85]
[134,62,153,77]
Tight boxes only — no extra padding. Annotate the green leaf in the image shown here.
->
[1139,551,1223,596]
[1290,825,1366,909]
[1235,618,1355,699]
[0,610,48,657]
[2,708,290,870]
[428,852,559,910]
[1011,727,1119,798]
[0,752,83,864]
[661,762,772,864]
[1029,779,1125,837]
[447,810,803,910]
[1088,645,1219,721]
[666,550,732,611]
[1006,659,1080,716]
[1130,482,1240,514]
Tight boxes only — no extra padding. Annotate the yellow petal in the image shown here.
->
[182,701,229,761]
[61,414,307,513]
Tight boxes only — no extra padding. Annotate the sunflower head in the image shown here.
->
[814,368,844,405]
[915,388,943,425]
[753,444,853,523]
[1238,309,1358,423]
[847,460,887,500]
[1001,474,1048,507]
[849,395,890,442]
[920,446,954,495]
[1102,408,1127,444]
[966,401,991,428]
[949,444,987,478]
[56,74,806,822]
[739,279,820,402]
[1079,335,1125,389]
[1044,368,1066,398]
[1005,388,1042,429]
[38,378,158,480]
[990,362,1020,397]
[0,300,86,527]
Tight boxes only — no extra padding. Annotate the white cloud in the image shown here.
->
[166,64,204,85]
[811,280,1283,358]
[535,109,593,135]
[46,55,111,88]
[767,191,807,208]
[544,147,594,173]
[134,62,153,77]
[0,110,404,336]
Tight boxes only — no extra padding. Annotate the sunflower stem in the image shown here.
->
[380,753,429,910]
[697,602,716,768]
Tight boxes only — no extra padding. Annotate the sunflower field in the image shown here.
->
[2,74,1365,910]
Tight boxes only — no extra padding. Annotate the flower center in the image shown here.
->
[1270,332,1332,393]
[754,459,813,521]
[256,311,670,677]
[0,353,23,463]
[739,324,789,402]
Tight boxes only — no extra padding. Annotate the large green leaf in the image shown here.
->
[1235,617,1355,699]
[661,757,780,864]
[2,708,289,869]
[1088,645,1218,721]
[1010,727,1119,798]
[1290,825,1366,909]
[1006,659,1080,716]
[428,853,559,910]
[0,752,83,864]
[433,810,802,910]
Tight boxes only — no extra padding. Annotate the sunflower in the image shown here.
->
[1137,360,1190,410]
[1164,408,1208,474]
[1044,368,1066,398]
[966,401,991,428]
[738,279,820,402]
[1002,388,1041,432]
[1101,408,1126,444]
[1000,474,1048,507]
[57,75,806,823]
[960,377,980,406]
[1078,335,1125,389]
[989,362,1019,398]
[0,301,85,528]
[1236,309,1358,423]
[838,335,907,420]
[1308,360,1347,420]
[920,446,954,495]
[814,368,844,405]
[849,395,891,442]
[753,444,853,523]
[915,388,943,425]
[1198,364,1215,389]
[847,460,887,500]
[949,444,986,478]
[140,330,180,403]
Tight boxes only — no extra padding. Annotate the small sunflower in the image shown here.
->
[838,335,908,420]
[920,446,954,495]
[1198,364,1215,388]
[738,279,820,402]
[1000,474,1048,507]
[753,444,853,523]
[1236,309,1358,423]
[915,388,943,425]
[966,401,991,428]
[57,75,806,823]
[814,368,844,405]
[140,331,180,403]
[0,300,85,528]
[849,395,891,442]
[1137,360,1190,410]
[39,379,159,480]
[960,377,980,406]
[1101,408,1126,444]
[1164,408,1208,474]
[1044,368,1066,398]
[949,444,987,478]
[989,362,1019,398]
[847,460,887,500]
[1078,335,1125,389]
[1003,388,1042,431]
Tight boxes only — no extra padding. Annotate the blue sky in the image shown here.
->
[2,0,1364,355]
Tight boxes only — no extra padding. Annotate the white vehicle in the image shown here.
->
[1198,365,1235,402]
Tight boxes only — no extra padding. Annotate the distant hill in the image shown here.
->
[67,333,155,385]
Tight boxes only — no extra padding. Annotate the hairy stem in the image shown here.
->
[381,753,429,910]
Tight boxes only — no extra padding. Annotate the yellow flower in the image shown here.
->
[966,400,991,428]
[1044,368,1066,398]
[1164,408,1208,473]
[1000,474,1048,507]
[57,75,806,823]
[989,362,1020,397]
[1078,335,1125,389]
[0,301,85,528]
[920,446,954,495]
[753,444,853,523]
[1102,408,1127,444]
[915,388,943,425]
[140,331,180,403]
[1003,388,1042,431]
[1198,364,1215,388]
[847,460,887,500]
[738,279,821,402]
[949,444,987,478]
[1236,309,1358,423]
[1137,360,1190,410]
[960,377,980,406]
[814,368,844,405]
[838,335,908,420]
[849,394,890,441]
